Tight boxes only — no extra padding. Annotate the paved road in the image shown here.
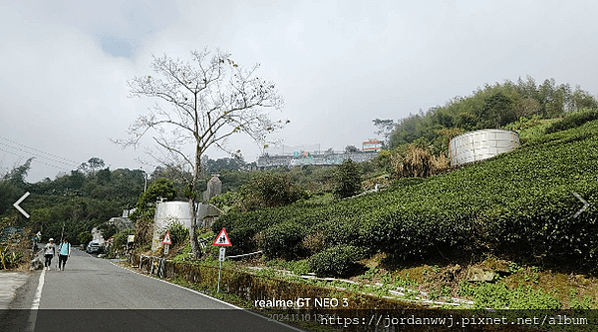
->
[0,272,29,309]
[1,248,305,332]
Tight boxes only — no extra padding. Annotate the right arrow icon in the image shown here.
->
[573,192,590,218]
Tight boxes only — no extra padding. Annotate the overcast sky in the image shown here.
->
[1,0,597,182]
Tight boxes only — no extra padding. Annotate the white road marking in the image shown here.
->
[26,269,45,332]
[110,261,306,331]
[32,269,45,309]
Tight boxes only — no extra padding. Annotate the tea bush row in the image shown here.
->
[307,245,366,277]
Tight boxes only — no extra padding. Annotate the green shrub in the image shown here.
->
[164,222,189,246]
[256,222,307,260]
[239,172,302,210]
[288,260,310,275]
[78,231,93,247]
[307,216,362,251]
[389,176,425,189]
[545,108,598,134]
[209,191,241,212]
[113,228,136,248]
[307,245,366,277]
[509,286,561,310]
[333,159,362,199]
[129,178,177,222]
[255,267,276,278]
[0,245,23,270]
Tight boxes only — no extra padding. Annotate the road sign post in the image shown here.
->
[219,247,226,262]
[212,228,232,293]
[217,247,226,293]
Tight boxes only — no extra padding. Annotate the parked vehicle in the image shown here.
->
[86,241,104,254]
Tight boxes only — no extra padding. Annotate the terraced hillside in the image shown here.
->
[213,113,598,274]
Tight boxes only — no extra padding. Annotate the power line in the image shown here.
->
[0,136,80,167]
[0,141,79,169]
[0,147,72,172]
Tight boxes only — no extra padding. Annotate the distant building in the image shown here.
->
[108,216,135,231]
[91,210,136,245]
[91,227,105,245]
[362,139,382,152]
[257,141,379,168]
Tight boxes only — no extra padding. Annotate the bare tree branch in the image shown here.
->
[114,48,285,259]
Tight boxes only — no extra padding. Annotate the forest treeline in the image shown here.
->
[0,158,145,243]
[384,77,598,156]
[0,154,266,245]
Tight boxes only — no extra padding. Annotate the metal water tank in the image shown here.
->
[449,129,520,166]
[152,201,190,250]
[151,201,225,250]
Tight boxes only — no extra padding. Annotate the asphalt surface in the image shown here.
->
[0,248,305,332]
[0,272,29,309]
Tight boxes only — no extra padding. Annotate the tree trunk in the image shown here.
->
[189,127,203,259]
[189,90,203,260]
[188,196,201,259]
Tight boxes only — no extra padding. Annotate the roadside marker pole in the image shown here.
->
[212,228,231,293]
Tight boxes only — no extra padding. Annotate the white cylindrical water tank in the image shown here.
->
[449,129,520,166]
[152,201,191,251]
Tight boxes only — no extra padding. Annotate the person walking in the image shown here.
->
[43,238,55,271]
[58,238,71,271]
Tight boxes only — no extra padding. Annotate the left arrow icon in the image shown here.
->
[13,192,30,218]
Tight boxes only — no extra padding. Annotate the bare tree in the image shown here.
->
[115,49,285,258]
[372,118,396,148]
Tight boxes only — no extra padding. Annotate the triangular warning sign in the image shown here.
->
[212,228,231,247]
[162,231,172,245]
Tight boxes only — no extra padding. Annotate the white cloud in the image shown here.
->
[1,0,597,182]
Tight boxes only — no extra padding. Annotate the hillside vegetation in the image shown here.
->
[213,111,598,274]
[0,159,148,244]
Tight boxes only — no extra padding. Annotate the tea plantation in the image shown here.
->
[213,117,598,274]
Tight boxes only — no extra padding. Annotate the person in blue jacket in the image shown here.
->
[58,238,71,271]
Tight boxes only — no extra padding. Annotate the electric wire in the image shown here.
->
[0,141,78,169]
[0,146,72,172]
[0,135,81,173]
[0,136,80,167]
[0,136,161,176]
